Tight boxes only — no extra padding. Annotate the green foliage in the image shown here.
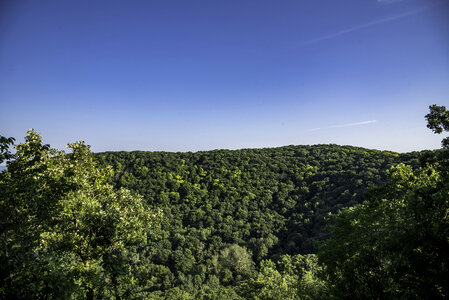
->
[239,254,328,300]
[218,244,255,283]
[94,145,421,297]
[426,104,449,148]
[0,135,15,164]
[2,124,440,298]
[318,161,449,299]
[0,130,157,299]
[241,259,298,299]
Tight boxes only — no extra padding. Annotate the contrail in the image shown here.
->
[377,0,405,3]
[306,120,377,132]
[306,127,321,132]
[329,120,377,128]
[297,3,439,47]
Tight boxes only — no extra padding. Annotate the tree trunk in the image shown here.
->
[87,287,94,300]
[84,260,94,300]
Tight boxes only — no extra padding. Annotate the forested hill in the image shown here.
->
[94,144,424,295]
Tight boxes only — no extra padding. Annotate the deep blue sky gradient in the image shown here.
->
[1,0,448,152]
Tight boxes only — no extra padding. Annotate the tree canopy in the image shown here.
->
[426,104,449,148]
[0,130,157,299]
[93,143,422,298]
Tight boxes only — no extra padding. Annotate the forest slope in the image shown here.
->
[95,144,424,295]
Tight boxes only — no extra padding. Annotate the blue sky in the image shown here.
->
[1,0,448,153]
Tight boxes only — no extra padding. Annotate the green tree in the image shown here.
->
[239,254,327,300]
[318,106,449,298]
[319,163,448,298]
[218,244,255,284]
[425,104,449,148]
[240,259,298,300]
[0,130,158,299]
[0,135,15,164]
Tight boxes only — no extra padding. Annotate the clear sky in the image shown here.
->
[1,0,448,153]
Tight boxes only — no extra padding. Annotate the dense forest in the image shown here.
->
[95,145,421,294]
[1,105,448,299]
